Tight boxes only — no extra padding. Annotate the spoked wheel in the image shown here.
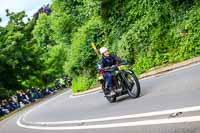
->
[123,70,141,98]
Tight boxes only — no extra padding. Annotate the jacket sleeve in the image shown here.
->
[96,58,104,71]
[112,54,128,65]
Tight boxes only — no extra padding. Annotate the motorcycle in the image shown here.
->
[99,64,141,103]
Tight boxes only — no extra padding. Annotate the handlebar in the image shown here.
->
[102,63,129,72]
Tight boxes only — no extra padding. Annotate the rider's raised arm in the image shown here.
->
[112,54,128,65]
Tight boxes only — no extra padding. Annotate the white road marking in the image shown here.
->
[17,115,200,130]
[16,62,200,130]
[31,106,200,125]
[17,105,200,130]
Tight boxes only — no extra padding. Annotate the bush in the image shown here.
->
[0,88,14,99]
[71,76,96,93]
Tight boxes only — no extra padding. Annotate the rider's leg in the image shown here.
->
[103,72,113,89]
[103,72,115,96]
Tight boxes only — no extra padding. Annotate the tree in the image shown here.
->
[0,10,44,93]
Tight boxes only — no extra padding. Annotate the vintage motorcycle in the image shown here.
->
[99,64,141,103]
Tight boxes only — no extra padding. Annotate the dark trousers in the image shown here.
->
[103,72,113,88]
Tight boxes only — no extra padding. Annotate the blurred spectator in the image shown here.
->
[37,88,44,98]
[0,102,9,116]
[11,96,18,103]
[8,98,20,110]
[1,99,14,112]
[0,75,70,117]
[26,90,35,102]
[64,75,72,87]
[19,102,25,108]
[16,91,30,105]
[31,87,40,99]
[48,87,57,93]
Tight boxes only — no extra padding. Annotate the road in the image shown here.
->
[1,63,200,133]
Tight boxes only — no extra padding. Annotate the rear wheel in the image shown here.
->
[102,81,116,103]
[123,70,140,98]
[106,93,116,103]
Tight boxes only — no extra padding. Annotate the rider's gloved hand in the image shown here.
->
[99,69,106,74]
[111,65,117,69]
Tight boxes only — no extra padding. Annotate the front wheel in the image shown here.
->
[123,70,141,98]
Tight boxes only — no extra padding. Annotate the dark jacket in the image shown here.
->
[97,54,124,71]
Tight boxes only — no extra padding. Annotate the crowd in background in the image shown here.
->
[0,76,71,117]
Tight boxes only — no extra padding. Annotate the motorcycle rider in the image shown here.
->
[97,47,126,96]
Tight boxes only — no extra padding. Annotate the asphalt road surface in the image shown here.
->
[1,63,200,133]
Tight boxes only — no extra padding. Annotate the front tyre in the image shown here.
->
[123,70,141,98]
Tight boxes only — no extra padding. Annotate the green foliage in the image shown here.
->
[1,0,200,98]
[42,44,68,84]
[64,16,103,77]
[33,13,54,47]
[0,11,44,91]
[71,76,96,93]
[0,88,14,99]
[116,0,200,74]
